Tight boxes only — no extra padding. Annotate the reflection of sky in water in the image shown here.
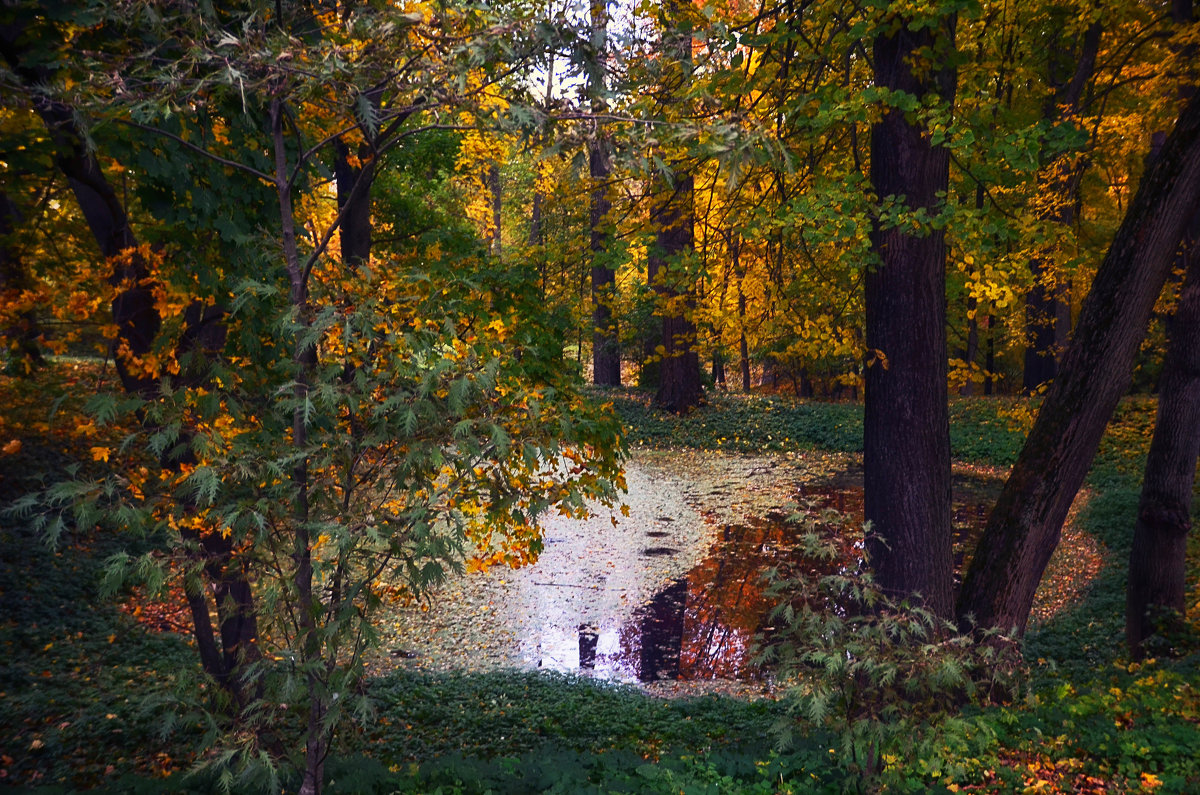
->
[509,457,706,683]
[373,452,1011,683]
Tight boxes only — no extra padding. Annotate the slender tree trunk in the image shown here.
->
[273,98,325,795]
[1127,227,1200,657]
[863,9,958,618]
[962,297,979,396]
[1022,21,1102,393]
[732,235,751,392]
[589,136,619,384]
[588,0,620,386]
[486,164,501,258]
[0,191,44,368]
[985,314,996,395]
[957,91,1200,634]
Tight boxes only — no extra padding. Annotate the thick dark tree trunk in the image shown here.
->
[863,11,957,618]
[1,26,160,396]
[1127,228,1200,658]
[2,17,262,728]
[1126,0,1200,659]
[957,91,1200,634]
[649,6,701,413]
[334,138,373,270]
[651,173,702,413]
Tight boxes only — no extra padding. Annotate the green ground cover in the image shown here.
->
[2,372,1198,793]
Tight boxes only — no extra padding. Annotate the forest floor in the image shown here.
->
[1,363,1198,793]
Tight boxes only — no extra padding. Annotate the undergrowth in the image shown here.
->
[4,369,1199,793]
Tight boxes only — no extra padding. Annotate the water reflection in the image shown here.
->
[591,481,997,682]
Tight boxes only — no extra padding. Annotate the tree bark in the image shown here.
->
[957,91,1200,634]
[1126,0,1199,659]
[486,163,501,258]
[651,172,702,413]
[1127,225,1200,658]
[334,138,373,270]
[588,0,620,386]
[863,9,957,618]
[651,3,701,413]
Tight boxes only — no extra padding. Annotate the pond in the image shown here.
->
[369,449,1102,693]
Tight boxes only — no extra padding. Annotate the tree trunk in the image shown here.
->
[1126,0,1199,659]
[650,5,701,413]
[588,0,620,386]
[1127,226,1200,658]
[0,190,44,368]
[957,90,1200,634]
[651,173,702,413]
[734,236,751,392]
[272,97,327,795]
[1022,21,1102,394]
[334,138,373,270]
[486,163,501,258]
[0,28,269,703]
[589,130,619,385]
[863,9,958,618]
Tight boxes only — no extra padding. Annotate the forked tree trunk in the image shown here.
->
[863,9,958,618]
[958,91,1200,634]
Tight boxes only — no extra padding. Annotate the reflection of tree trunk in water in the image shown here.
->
[687,543,758,677]
[578,623,599,669]
[638,578,687,681]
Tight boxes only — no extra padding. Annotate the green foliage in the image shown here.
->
[612,390,1032,468]
[357,668,777,763]
[0,522,200,789]
[760,521,1024,793]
